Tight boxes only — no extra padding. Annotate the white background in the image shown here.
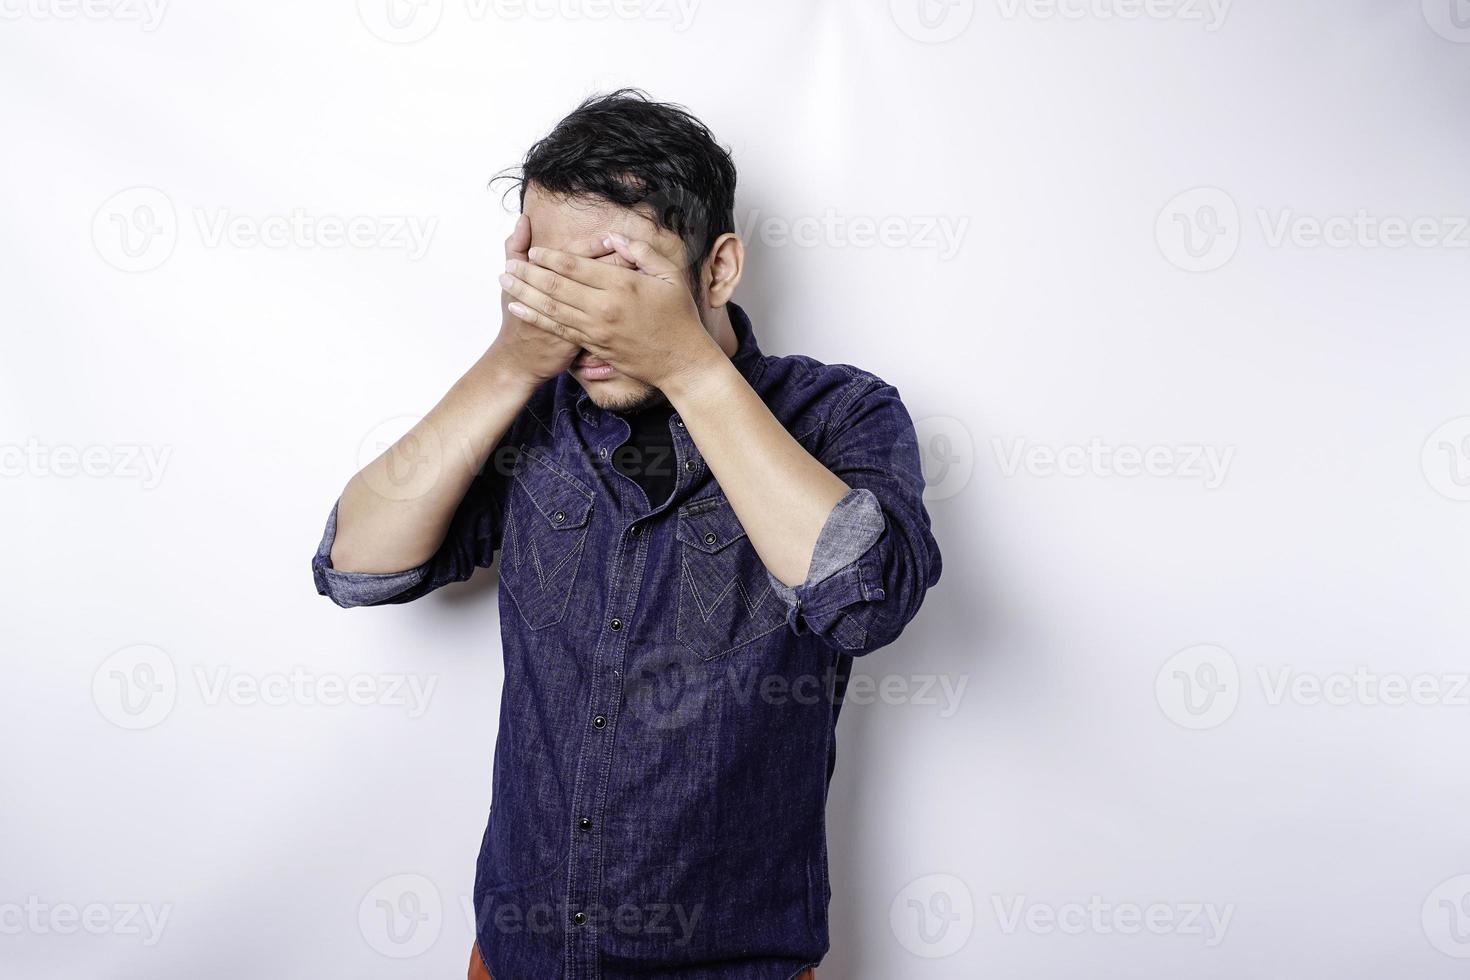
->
[5,1,1470,977]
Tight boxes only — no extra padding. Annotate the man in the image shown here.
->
[313,90,941,980]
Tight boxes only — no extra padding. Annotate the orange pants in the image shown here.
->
[469,944,815,979]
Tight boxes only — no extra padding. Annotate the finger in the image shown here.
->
[527,246,625,290]
[504,213,531,261]
[506,300,588,346]
[604,233,680,279]
[561,234,617,259]
[498,271,589,328]
[505,258,600,317]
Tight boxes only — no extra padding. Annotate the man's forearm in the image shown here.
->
[330,348,536,575]
[663,344,849,588]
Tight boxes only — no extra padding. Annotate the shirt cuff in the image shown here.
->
[312,503,429,608]
[768,488,885,605]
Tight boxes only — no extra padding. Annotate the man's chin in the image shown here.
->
[574,374,664,414]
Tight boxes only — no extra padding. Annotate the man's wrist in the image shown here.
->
[659,331,730,403]
[475,345,545,399]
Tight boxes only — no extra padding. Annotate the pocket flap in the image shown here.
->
[513,450,593,530]
[676,497,749,554]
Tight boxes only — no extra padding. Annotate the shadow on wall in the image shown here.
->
[737,273,999,977]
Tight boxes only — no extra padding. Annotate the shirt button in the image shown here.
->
[609,618,623,631]
[600,447,608,458]
[552,510,565,524]
[703,532,717,546]
[579,817,593,831]
[572,911,587,926]
[684,459,695,472]
[593,715,607,729]
[674,418,685,428]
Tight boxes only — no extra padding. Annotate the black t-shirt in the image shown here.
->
[612,406,677,509]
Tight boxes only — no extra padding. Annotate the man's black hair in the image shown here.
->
[503,89,737,295]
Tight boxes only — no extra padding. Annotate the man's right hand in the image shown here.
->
[330,213,605,575]
[487,214,610,386]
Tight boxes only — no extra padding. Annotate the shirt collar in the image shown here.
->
[727,301,764,383]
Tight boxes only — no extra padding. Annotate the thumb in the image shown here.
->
[604,233,680,280]
[504,213,531,261]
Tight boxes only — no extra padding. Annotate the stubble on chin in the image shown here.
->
[578,377,667,415]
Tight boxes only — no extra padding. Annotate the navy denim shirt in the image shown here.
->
[313,305,941,979]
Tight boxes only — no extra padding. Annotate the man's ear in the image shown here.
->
[700,233,744,308]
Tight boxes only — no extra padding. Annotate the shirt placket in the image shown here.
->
[561,420,653,980]
[561,408,707,980]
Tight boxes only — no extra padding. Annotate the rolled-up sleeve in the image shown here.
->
[769,380,942,654]
[312,469,504,609]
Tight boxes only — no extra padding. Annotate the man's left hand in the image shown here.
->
[499,232,721,389]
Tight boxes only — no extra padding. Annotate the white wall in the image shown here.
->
[5,1,1470,977]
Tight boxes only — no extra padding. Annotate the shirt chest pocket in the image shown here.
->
[675,497,788,661]
[499,448,594,630]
